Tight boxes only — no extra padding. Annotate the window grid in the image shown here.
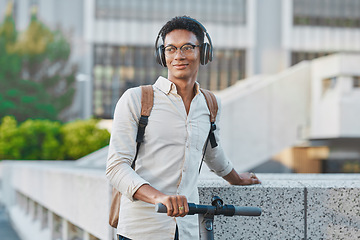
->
[354,76,360,88]
[94,0,247,25]
[293,0,360,28]
[93,44,246,118]
[291,51,334,66]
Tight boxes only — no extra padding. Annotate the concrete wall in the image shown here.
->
[217,61,312,171]
[1,161,359,240]
[0,161,112,240]
[310,53,360,139]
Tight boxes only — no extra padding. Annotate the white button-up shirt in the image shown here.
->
[106,76,233,240]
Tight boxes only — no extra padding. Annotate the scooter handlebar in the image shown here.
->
[155,203,261,216]
[155,203,167,213]
[234,206,261,216]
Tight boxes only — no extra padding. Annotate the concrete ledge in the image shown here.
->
[0,161,112,240]
[1,161,360,239]
[199,174,360,239]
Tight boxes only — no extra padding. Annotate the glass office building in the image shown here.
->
[2,0,359,119]
[91,0,247,118]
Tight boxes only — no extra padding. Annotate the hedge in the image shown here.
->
[0,116,110,160]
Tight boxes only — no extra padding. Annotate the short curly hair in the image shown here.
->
[160,16,205,44]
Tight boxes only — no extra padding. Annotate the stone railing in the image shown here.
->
[1,161,359,240]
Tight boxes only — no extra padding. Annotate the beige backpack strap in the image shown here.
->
[141,85,154,116]
[200,88,218,123]
[132,85,154,168]
[198,88,219,173]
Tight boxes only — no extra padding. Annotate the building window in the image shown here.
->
[293,0,360,28]
[353,76,360,88]
[322,159,360,173]
[291,51,333,66]
[94,0,247,25]
[93,44,246,118]
[322,77,337,95]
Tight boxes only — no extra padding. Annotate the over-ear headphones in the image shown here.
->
[155,17,213,67]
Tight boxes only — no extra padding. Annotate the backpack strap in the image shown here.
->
[198,88,219,173]
[200,88,218,148]
[132,85,154,169]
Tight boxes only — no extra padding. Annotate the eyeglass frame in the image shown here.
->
[163,43,201,57]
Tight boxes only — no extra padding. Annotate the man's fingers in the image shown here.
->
[252,178,261,184]
[169,196,179,216]
[183,197,189,215]
[178,196,188,217]
[249,172,261,185]
[160,195,189,217]
[176,196,184,217]
[165,201,174,216]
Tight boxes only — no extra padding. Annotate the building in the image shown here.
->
[1,1,360,237]
[1,0,359,120]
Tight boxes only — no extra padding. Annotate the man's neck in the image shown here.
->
[170,77,196,98]
[168,76,197,114]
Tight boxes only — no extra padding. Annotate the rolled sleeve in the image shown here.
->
[106,88,150,201]
[204,97,234,177]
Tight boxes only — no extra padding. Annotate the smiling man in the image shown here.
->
[106,16,260,240]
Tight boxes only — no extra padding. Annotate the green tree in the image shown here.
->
[16,10,77,116]
[0,10,57,122]
[0,2,21,84]
[0,4,76,122]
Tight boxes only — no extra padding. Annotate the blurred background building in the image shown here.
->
[1,0,360,172]
[1,0,359,119]
[1,0,360,239]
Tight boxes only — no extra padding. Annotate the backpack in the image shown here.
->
[109,85,218,228]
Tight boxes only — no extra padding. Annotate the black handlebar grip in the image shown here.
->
[234,206,262,216]
[155,203,167,213]
[155,203,261,216]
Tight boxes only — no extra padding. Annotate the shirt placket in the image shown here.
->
[176,94,199,195]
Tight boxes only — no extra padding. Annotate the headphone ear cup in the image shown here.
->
[208,44,213,62]
[200,43,210,65]
[156,45,167,67]
[160,46,166,67]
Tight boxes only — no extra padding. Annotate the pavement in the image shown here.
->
[0,204,21,240]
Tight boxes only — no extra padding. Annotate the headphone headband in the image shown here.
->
[155,17,213,67]
[181,17,213,49]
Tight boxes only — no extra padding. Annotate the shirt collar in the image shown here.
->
[154,76,201,96]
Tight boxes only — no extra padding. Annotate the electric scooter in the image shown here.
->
[155,196,262,240]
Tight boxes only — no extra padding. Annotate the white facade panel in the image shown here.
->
[91,20,249,49]
[310,54,360,139]
[290,27,360,52]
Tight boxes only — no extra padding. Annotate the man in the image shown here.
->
[106,16,260,240]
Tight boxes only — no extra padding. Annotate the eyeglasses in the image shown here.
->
[164,44,201,57]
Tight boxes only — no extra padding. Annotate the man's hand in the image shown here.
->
[237,172,261,185]
[223,168,261,185]
[155,195,189,217]
[134,184,189,217]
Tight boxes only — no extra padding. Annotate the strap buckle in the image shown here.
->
[209,122,218,148]
[136,116,149,143]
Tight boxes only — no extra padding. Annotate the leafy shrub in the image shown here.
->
[0,116,25,159]
[18,118,62,160]
[61,119,110,160]
[0,116,110,160]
